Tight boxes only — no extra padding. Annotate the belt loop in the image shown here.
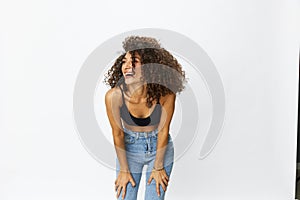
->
[135,132,139,140]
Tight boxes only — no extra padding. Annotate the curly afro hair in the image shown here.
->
[104,35,186,108]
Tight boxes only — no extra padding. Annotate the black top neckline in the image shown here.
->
[118,85,161,126]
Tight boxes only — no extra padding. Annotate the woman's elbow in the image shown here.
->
[112,129,124,138]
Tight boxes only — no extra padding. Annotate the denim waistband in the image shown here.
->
[123,126,158,138]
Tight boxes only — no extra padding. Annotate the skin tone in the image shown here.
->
[105,52,176,199]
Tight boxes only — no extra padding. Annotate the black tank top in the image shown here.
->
[119,86,162,126]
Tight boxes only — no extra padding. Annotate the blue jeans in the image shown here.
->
[116,127,174,200]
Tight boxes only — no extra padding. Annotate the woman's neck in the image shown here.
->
[126,83,147,99]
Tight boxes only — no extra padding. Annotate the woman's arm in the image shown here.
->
[147,93,176,196]
[105,88,136,199]
[105,88,129,171]
[155,92,176,169]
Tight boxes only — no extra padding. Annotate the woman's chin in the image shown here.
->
[124,78,134,85]
[124,79,144,86]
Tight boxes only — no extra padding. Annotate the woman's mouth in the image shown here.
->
[124,72,135,78]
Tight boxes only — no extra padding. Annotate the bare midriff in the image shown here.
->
[122,121,159,132]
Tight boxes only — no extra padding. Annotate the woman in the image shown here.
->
[104,36,186,200]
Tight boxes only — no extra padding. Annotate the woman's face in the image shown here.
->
[121,52,143,85]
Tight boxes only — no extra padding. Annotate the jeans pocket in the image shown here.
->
[124,134,136,144]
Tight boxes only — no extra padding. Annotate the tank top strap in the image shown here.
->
[119,85,125,104]
[157,96,160,104]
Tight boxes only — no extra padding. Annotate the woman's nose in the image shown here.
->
[124,61,132,69]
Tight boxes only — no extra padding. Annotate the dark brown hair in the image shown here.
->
[104,36,186,107]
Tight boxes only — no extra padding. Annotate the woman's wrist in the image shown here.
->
[154,161,164,169]
[119,168,130,173]
[152,166,164,172]
[118,163,130,173]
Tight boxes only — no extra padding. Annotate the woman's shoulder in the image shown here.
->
[159,92,176,105]
[105,87,122,106]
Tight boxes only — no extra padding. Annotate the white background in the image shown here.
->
[0,0,299,199]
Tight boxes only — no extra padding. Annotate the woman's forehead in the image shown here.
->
[123,51,141,59]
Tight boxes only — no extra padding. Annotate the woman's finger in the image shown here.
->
[116,185,122,198]
[156,182,160,196]
[129,177,136,187]
[164,174,169,181]
[160,181,167,192]
[160,171,168,180]
[161,175,168,181]
[148,174,153,185]
[162,177,168,186]
[122,185,127,200]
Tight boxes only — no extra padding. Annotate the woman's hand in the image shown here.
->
[115,171,136,200]
[147,168,169,197]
